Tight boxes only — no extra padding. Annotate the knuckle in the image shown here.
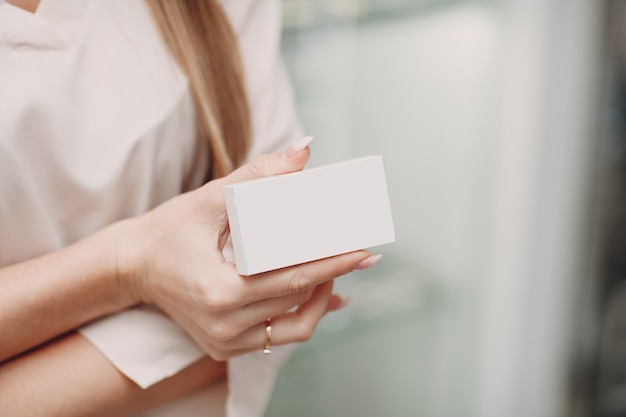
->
[203,290,237,313]
[287,271,312,295]
[208,321,237,343]
[245,156,267,178]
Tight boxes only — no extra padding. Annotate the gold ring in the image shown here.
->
[263,318,272,355]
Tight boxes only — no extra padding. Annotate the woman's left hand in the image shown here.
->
[114,142,373,361]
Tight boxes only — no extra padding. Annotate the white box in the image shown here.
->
[223,155,395,275]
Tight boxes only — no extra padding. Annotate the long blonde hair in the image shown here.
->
[145,0,250,179]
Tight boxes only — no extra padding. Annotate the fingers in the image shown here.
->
[211,136,313,189]
[189,252,372,359]
[271,280,335,345]
[238,290,315,328]
[220,280,335,352]
[325,293,350,312]
[199,136,313,242]
[231,251,371,305]
[188,250,377,359]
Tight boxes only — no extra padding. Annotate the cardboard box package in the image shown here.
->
[224,155,395,275]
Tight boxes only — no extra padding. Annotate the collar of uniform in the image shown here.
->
[0,0,91,50]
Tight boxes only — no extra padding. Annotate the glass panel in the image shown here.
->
[266,1,602,416]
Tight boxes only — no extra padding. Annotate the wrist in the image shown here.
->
[97,217,147,309]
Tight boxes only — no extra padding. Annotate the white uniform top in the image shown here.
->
[0,0,301,415]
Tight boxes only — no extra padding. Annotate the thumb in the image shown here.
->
[202,136,314,255]
[216,136,314,187]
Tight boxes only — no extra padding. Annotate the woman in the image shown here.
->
[0,0,381,415]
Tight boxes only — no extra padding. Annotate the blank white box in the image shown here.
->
[223,155,395,276]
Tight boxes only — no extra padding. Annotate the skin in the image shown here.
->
[7,0,39,13]
[0,145,372,416]
[1,2,375,414]
[0,333,227,417]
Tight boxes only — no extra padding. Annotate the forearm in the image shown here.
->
[0,220,139,362]
[0,332,226,417]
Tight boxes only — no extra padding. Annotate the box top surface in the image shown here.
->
[223,155,382,190]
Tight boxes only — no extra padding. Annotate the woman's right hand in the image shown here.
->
[116,141,377,361]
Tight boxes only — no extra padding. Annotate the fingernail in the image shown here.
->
[355,254,383,270]
[285,136,314,158]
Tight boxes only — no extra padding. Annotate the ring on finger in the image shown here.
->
[263,318,272,355]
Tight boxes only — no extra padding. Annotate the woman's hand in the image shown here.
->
[118,140,375,360]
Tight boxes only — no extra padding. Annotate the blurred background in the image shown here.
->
[264,0,624,416]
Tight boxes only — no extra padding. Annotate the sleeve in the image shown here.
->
[78,305,205,389]
[79,0,302,411]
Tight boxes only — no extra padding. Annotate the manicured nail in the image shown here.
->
[355,254,383,270]
[285,136,314,158]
